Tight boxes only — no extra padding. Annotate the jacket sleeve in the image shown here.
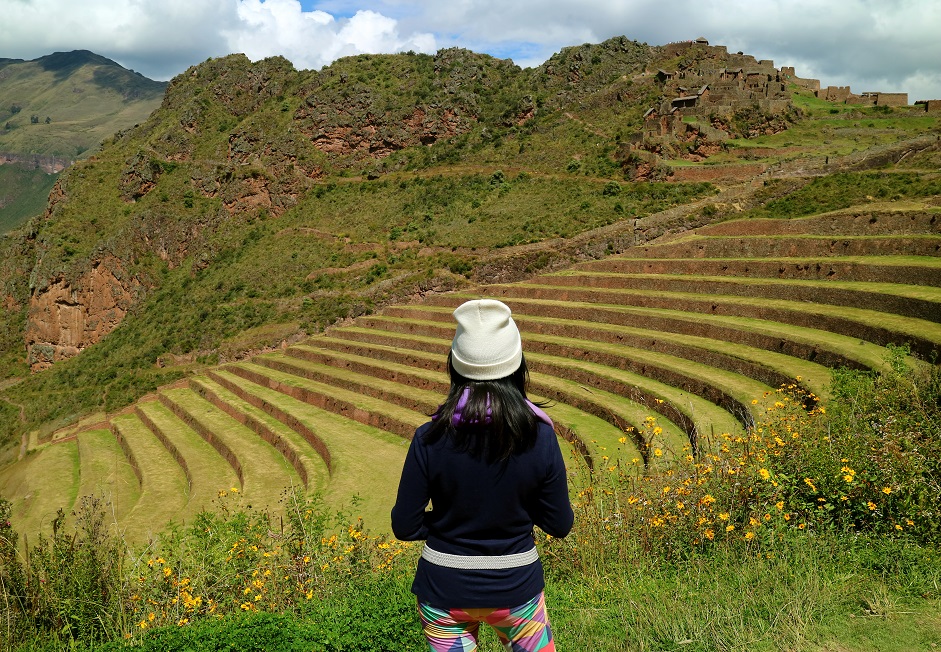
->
[390,429,430,541]
[532,426,574,538]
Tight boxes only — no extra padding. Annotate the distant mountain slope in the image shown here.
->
[0,50,166,158]
[0,163,58,233]
[0,50,167,232]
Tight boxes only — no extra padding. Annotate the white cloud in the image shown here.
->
[226,1,435,70]
[0,0,239,79]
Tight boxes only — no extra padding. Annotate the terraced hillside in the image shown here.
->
[1,206,938,540]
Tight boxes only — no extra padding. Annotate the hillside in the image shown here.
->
[0,163,58,233]
[0,36,939,534]
[0,50,166,158]
[0,50,167,233]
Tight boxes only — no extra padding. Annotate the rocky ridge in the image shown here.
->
[2,37,817,374]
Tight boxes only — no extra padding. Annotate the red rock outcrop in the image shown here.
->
[26,255,141,371]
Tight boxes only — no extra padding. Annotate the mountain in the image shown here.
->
[0,49,166,158]
[0,50,167,233]
[0,36,938,455]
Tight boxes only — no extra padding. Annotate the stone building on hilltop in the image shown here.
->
[652,40,795,119]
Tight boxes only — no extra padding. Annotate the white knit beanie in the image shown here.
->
[450,299,523,380]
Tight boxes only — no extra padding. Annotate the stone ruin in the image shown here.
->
[653,37,917,116]
[632,38,939,156]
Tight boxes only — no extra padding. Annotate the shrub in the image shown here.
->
[0,489,418,650]
[542,346,941,580]
[0,496,125,650]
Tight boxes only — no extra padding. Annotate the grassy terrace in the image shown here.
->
[76,429,140,526]
[356,312,752,427]
[254,354,444,416]
[110,412,189,540]
[290,337,639,461]
[135,401,239,515]
[0,438,78,537]
[482,282,941,360]
[419,295,893,371]
[205,368,408,530]
[543,271,941,321]
[375,303,832,397]
[226,360,427,439]
[579,256,941,287]
[189,376,330,493]
[5,203,938,543]
[622,234,941,258]
[326,313,732,454]
[158,388,302,509]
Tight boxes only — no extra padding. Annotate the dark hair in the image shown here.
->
[423,352,539,462]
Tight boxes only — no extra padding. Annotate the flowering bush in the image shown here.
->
[542,347,941,577]
[127,489,413,634]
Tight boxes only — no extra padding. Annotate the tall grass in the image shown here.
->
[0,349,938,650]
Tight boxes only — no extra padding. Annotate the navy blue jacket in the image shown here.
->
[391,419,574,608]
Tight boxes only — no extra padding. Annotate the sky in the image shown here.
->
[2,0,940,102]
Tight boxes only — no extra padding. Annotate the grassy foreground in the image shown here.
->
[0,349,938,651]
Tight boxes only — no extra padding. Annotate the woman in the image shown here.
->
[392,298,574,652]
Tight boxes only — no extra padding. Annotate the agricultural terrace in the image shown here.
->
[1,203,937,541]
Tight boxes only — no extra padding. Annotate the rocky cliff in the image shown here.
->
[26,254,141,370]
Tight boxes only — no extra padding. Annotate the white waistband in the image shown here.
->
[421,544,539,570]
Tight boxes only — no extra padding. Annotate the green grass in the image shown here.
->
[110,412,190,542]
[527,329,777,405]
[135,400,239,513]
[503,281,941,353]
[75,428,140,526]
[189,376,330,494]
[0,439,79,537]
[231,359,427,434]
[745,172,941,219]
[546,538,941,651]
[531,371,682,459]
[312,314,696,458]
[209,367,409,531]
[515,312,833,398]
[159,388,303,510]
[457,295,900,373]
[255,353,443,415]
[297,330,646,462]
[0,164,58,234]
[528,351,744,446]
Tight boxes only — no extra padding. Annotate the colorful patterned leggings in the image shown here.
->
[418,592,555,652]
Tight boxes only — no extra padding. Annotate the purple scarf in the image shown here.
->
[440,387,553,428]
